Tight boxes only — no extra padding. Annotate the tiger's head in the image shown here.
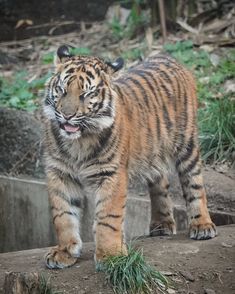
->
[44,45,124,139]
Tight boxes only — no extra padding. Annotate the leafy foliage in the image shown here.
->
[99,246,170,294]
[109,0,149,40]
[0,71,50,111]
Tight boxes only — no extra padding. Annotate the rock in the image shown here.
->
[3,272,41,294]
[209,53,220,67]
[221,242,233,248]
[224,79,235,94]
[179,270,195,282]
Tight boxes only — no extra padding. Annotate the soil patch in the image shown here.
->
[0,225,234,294]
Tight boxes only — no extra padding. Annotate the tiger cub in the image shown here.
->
[43,45,217,269]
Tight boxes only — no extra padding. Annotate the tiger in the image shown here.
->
[43,45,217,269]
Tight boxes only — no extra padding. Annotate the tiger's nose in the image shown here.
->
[60,103,76,119]
[62,112,76,120]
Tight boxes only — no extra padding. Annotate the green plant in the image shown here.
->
[198,97,235,163]
[39,274,61,294]
[99,246,170,294]
[0,71,50,111]
[109,0,149,40]
[121,47,143,61]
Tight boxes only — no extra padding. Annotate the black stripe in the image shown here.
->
[97,222,118,231]
[67,76,77,86]
[130,69,156,97]
[86,70,95,80]
[178,152,199,177]
[114,84,132,117]
[51,205,59,211]
[162,102,173,131]
[85,136,118,168]
[191,169,202,177]
[83,127,113,163]
[176,135,195,168]
[87,170,116,179]
[66,68,75,74]
[96,198,106,207]
[116,79,143,109]
[53,211,75,223]
[50,122,71,159]
[86,77,91,86]
[188,195,202,203]
[191,214,201,219]
[156,114,161,140]
[127,77,150,108]
[97,214,122,220]
[190,184,203,190]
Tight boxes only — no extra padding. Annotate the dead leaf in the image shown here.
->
[15,19,33,29]
[176,19,199,34]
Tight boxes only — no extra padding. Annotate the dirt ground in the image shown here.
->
[0,225,234,294]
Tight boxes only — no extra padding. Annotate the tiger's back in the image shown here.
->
[43,46,216,269]
[111,54,198,182]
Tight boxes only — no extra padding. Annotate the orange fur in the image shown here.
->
[43,47,217,269]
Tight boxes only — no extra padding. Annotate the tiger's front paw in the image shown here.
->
[189,221,217,240]
[45,244,81,269]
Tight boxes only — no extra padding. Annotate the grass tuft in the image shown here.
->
[198,97,235,163]
[100,246,170,294]
[39,274,62,294]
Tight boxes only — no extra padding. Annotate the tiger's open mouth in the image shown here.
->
[60,123,80,134]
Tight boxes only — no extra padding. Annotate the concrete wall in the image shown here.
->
[0,176,157,253]
[0,176,56,253]
[0,175,234,253]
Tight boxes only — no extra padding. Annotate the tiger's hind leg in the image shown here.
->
[176,139,217,240]
[149,176,176,236]
[45,169,84,269]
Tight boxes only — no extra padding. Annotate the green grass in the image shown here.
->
[109,1,149,40]
[198,97,235,163]
[39,274,61,294]
[0,71,50,111]
[99,246,170,294]
[164,41,235,163]
[121,47,144,61]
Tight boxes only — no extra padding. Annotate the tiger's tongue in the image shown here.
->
[64,124,79,133]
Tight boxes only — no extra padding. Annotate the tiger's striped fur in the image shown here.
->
[43,45,217,269]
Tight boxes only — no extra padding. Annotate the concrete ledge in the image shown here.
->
[0,174,234,253]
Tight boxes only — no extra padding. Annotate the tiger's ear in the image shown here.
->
[54,45,74,66]
[105,57,124,74]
